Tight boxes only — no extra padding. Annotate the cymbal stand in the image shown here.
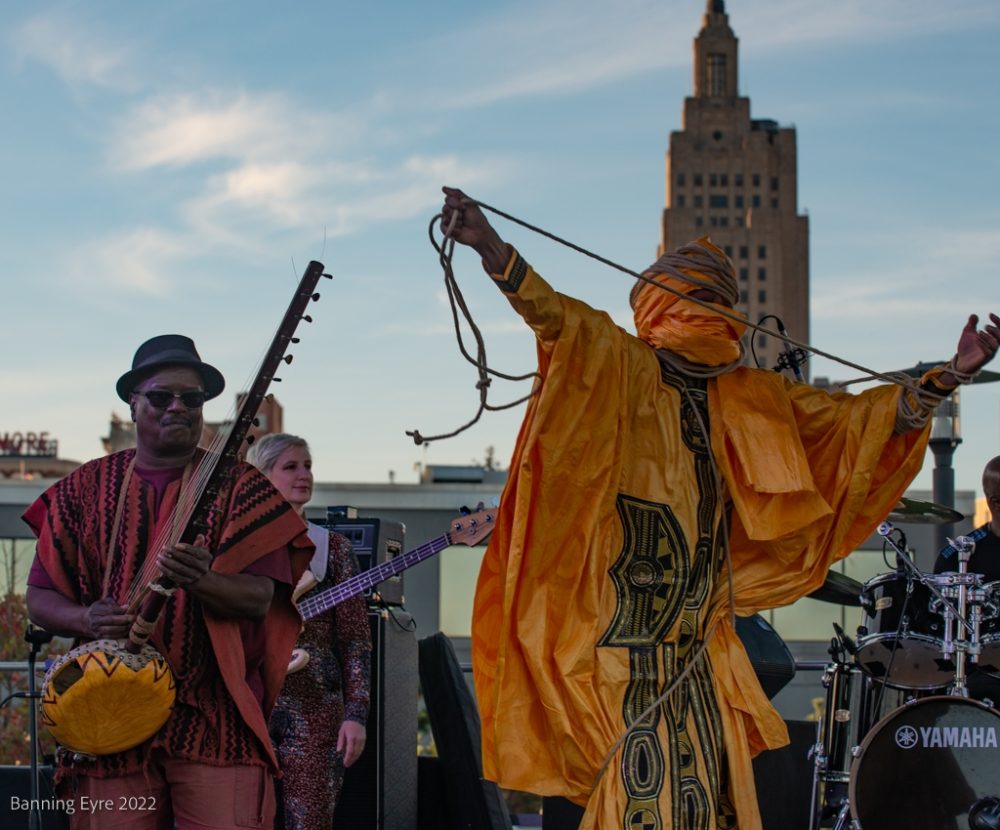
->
[935,536,980,697]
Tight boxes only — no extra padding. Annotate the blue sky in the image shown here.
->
[4,0,999,497]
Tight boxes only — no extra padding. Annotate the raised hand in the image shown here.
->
[441,186,511,273]
[953,312,1000,376]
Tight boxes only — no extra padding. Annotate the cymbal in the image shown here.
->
[896,361,1000,385]
[807,570,862,606]
[887,497,964,525]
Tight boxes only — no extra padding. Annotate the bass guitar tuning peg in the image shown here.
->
[311,293,320,301]
[291,337,300,344]
[322,272,333,280]
[300,314,313,323]
[283,355,294,364]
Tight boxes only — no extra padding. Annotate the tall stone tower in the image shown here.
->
[660,0,809,376]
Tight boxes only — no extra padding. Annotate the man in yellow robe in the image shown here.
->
[440,187,1000,830]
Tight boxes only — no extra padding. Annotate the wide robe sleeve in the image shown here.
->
[471,252,638,800]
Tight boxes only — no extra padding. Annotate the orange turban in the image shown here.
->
[631,238,747,368]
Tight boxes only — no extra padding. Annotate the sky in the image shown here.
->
[3,0,1000,498]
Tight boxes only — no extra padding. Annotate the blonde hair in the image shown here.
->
[246,433,309,475]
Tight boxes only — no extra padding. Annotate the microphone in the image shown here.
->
[776,319,805,382]
[832,622,857,656]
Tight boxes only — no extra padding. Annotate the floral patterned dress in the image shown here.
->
[269,528,372,830]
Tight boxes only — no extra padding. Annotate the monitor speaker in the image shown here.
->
[326,516,406,606]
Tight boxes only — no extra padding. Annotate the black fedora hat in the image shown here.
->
[116,334,226,403]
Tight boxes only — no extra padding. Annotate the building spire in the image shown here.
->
[706,0,725,13]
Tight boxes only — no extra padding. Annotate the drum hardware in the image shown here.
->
[868,521,980,693]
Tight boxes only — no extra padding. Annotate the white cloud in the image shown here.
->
[10,10,139,92]
[69,227,193,296]
[110,91,342,171]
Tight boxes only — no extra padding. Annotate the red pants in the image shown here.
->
[61,756,276,830]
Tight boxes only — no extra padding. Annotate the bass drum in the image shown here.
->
[849,696,1000,829]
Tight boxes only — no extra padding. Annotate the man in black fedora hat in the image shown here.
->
[23,333,313,830]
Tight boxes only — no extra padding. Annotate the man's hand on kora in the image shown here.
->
[85,597,135,640]
[953,312,1000,376]
[158,534,212,587]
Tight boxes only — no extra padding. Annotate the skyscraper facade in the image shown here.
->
[661,0,809,376]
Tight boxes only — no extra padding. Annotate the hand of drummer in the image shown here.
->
[158,533,212,587]
[85,597,135,640]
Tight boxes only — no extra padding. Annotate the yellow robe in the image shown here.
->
[471,254,929,829]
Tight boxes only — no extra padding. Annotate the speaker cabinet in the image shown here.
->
[0,765,68,830]
[327,517,407,606]
[333,609,418,829]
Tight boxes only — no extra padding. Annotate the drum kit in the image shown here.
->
[809,499,1000,830]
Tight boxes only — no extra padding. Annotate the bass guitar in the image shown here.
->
[287,507,496,673]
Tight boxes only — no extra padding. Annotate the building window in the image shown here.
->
[735,194,744,209]
[752,174,761,187]
[735,173,744,187]
[707,53,727,97]
[677,173,686,187]
[676,194,686,207]
[740,290,749,304]
[771,176,779,191]
[709,194,728,208]
[758,245,766,259]
[757,335,768,348]
[752,195,761,208]
[735,216,744,227]
[739,245,748,259]
[709,173,718,187]
[720,174,728,187]
[771,198,779,209]
[719,216,728,227]
[710,216,719,227]
[694,195,704,208]
[724,245,733,257]
[758,268,766,281]
[758,290,767,303]
[694,174,703,187]
[739,267,749,281]
[695,216,703,227]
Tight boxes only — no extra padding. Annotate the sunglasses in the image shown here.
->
[135,390,207,409]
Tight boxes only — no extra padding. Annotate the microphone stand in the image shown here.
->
[25,625,53,830]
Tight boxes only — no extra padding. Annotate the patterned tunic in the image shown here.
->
[23,449,310,780]
[270,529,371,830]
